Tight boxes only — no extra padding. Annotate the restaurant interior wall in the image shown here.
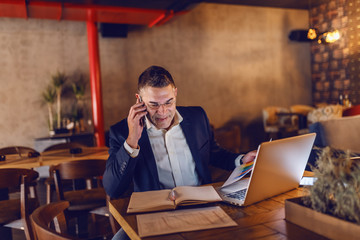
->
[0,3,311,150]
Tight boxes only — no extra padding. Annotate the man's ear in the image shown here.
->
[173,88,178,97]
[135,93,141,102]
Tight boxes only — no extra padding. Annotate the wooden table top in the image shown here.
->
[109,184,328,240]
[0,146,109,169]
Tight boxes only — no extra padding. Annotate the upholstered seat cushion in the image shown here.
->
[64,188,106,211]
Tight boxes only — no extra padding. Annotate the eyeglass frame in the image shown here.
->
[141,97,176,110]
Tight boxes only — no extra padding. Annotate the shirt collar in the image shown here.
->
[145,110,183,131]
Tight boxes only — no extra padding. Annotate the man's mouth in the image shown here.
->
[156,117,167,122]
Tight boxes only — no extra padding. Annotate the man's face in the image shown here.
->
[139,85,177,130]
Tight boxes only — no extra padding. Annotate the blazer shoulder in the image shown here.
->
[177,106,206,117]
[110,118,128,134]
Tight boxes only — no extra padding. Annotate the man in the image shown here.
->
[103,65,256,199]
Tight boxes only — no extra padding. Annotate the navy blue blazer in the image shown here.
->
[103,106,238,198]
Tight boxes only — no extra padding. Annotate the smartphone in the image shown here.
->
[138,96,146,127]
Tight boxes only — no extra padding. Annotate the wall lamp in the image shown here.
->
[289,29,340,44]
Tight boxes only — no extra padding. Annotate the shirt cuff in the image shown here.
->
[235,154,244,167]
[124,141,140,158]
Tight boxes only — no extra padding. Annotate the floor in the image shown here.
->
[0,178,114,240]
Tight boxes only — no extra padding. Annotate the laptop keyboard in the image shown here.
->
[224,188,247,201]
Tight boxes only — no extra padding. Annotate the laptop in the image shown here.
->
[217,133,316,206]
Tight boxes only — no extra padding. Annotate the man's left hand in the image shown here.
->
[242,150,257,164]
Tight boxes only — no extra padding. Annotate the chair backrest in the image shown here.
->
[30,201,78,240]
[0,168,38,189]
[53,159,106,201]
[0,168,39,240]
[262,106,291,130]
[43,142,86,152]
[53,159,106,180]
[0,146,39,157]
[290,104,315,116]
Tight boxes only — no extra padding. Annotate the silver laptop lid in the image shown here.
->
[243,133,316,206]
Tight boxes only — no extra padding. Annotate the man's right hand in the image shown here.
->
[126,98,147,149]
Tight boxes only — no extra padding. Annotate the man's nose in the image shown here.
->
[157,105,167,114]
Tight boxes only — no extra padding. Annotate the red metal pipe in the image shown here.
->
[87,9,105,147]
[155,10,175,26]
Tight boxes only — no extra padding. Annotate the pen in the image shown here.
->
[168,190,176,201]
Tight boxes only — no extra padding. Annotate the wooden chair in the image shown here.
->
[262,106,298,140]
[290,104,315,133]
[44,142,86,204]
[30,201,79,240]
[53,159,107,237]
[0,146,39,157]
[43,142,86,152]
[0,168,39,240]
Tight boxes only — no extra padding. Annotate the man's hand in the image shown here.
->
[126,98,147,149]
[242,150,257,164]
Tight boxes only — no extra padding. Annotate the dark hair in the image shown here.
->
[138,66,176,91]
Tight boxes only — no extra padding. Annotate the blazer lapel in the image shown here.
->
[180,116,202,171]
[138,129,160,187]
[180,109,210,184]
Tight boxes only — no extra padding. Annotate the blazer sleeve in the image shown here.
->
[202,109,238,171]
[180,106,238,172]
[102,120,139,198]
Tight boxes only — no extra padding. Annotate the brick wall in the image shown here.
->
[311,0,359,105]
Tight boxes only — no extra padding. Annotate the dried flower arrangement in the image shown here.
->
[303,147,360,224]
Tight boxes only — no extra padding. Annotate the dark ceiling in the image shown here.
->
[205,0,331,10]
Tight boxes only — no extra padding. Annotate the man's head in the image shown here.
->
[137,66,178,130]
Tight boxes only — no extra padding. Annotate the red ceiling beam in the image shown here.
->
[0,1,182,26]
[27,1,62,20]
[0,0,27,19]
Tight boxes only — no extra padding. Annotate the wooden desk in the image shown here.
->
[109,186,328,240]
[0,146,109,169]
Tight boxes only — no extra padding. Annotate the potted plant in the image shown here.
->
[285,147,360,239]
[51,71,67,133]
[42,85,56,135]
[71,77,86,132]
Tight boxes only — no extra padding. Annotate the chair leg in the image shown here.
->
[46,184,52,204]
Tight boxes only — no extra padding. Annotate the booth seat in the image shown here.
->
[307,114,360,170]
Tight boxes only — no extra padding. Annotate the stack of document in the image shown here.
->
[222,161,254,188]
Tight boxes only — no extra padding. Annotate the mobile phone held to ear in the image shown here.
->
[139,96,146,127]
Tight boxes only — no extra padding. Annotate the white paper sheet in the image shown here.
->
[136,206,237,237]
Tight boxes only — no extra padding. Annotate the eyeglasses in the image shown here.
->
[146,98,176,110]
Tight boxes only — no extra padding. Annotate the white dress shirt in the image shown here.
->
[124,110,243,189]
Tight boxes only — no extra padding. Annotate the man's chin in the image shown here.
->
[154,120,171,129]
[155,123,171,129]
